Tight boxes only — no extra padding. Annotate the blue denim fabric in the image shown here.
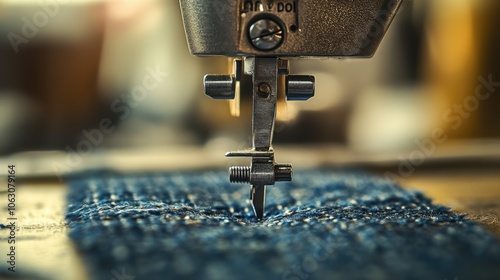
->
[66,170,500,280]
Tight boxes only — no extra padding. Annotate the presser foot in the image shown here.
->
[204,57,314,219]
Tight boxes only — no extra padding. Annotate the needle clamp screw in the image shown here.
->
[248,18,284,51]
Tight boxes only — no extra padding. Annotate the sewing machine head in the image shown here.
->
[179,0,402,219]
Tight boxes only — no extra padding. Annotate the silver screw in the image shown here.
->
[257,82,271,97]
[274,164,293,182]
[229,166,251,183]
[204,75,235,100]
[229,164,292,184]
[286,75,315,101]
[249,18,284,51]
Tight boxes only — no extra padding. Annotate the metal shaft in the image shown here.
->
[250,57,279,219]
[252,57,278,151]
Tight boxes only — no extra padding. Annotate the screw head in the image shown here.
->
[274,164,293,182]
[257,82,271,97]
[286,75,315,101]
[204,75,235,100]
[249,18,284,51]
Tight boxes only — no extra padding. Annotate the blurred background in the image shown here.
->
[0,0,499,172]
[1,2,499,278]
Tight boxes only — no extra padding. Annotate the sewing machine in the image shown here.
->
[3,2,500,279]
[179,0,403,218]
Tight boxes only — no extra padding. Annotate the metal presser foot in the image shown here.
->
[204,57,315,219]
[179,0,402,219]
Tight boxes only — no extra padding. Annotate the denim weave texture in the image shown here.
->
[66,170,500,280]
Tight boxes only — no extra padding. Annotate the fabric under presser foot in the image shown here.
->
[65,170,500,280]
